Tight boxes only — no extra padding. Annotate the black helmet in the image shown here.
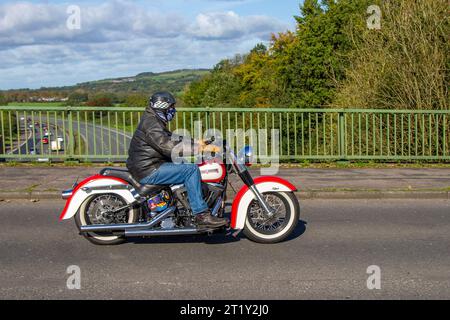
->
[150,92,176,110]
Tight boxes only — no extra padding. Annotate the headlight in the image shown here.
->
[237,146,254,166]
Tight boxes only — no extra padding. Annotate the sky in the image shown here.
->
[0,0,303,90]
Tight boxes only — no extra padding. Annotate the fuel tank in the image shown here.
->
[198,161,226,183]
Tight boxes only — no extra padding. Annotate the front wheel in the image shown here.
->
[243,192,300,244]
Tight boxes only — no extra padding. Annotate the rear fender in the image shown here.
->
[231,176,297,230]
[59,175,136,221]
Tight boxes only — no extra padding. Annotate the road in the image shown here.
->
[13,124,68,157]
[9,117,131,160]
[0,199,449,300]
[73,119,131,158]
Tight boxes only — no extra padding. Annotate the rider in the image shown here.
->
[127,92,228,228]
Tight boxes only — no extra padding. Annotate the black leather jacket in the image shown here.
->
[126,107,191,182]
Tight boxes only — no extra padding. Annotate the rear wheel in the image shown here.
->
[243,192,299,244]
[75,193,137,245]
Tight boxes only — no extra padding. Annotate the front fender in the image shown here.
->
[59,175,135,221]
[231,176,297,230]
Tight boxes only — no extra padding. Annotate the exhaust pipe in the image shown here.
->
[80,206,175,233]
[125,228,202,237]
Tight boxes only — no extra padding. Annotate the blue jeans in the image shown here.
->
[139,163,208,215]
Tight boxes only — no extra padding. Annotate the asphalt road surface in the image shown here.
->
[0,199,449,300]
[9,117,131,159]
[11,119,69,157]
[77,119,132,157]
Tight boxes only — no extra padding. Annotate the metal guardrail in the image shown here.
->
[0,106,449,162]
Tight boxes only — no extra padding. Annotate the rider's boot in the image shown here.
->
[195,210,229,229]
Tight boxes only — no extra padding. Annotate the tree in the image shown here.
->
[250,43,268,55]
[86,94,113,107]
[183,0,371,109]
[201,71,241,108]
[234,45,278,108]
[183,58,242,108]
[333,0,449,110]
[282,0,371,108]
[182,75,212,107]
[66,92,89,106]
[123,94,148,108]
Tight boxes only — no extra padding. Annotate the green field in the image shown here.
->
[7,102,65,107]
[66,69,211,96]
[0,69,211,106]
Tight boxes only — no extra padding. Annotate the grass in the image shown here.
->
[272,160,450,169]
[25,184,40,193]
[7,102,65,107]
[73,131,86,155]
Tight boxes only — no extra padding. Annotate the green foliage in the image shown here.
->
[1,69,209,106]
[91,92,119,103]
[286,0,371,108]
[182,76,212,107]
[73,69,209,98]
[86,93,114,107]
[66,92,89,106]
[333,0,449,110]
[0,111,17,151]
[250,43,268,55]
[10,102,64,107]
[183,61,242,108]
[184,0,449,111]
[183,0,371,109]
[0,93,7,105]
[121,94,148,108]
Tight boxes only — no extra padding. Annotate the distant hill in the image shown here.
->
[1,69,211,101]
[68,69,211,95]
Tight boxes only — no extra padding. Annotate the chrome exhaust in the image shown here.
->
[125,228,203,237]
[79,206,175,233]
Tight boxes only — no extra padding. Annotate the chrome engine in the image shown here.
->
[160,217,176,229]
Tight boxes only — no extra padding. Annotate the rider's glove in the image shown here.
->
[201,145,221,153]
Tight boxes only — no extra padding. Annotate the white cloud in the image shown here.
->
[0,1,289,89]
[189,11,286,40]
[0,0,187,48]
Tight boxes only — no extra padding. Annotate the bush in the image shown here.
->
[333,0,449,110]
[122,94,148,108]
[66,92,89,106]
[0,93,8,105]
[86,96,112,107]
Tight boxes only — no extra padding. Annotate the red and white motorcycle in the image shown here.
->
[60,138,300,245]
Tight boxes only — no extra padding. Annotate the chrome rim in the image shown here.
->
[86,194,129,226]
[247,193,290,235]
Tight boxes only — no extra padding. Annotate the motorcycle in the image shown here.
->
[59,138,300,245]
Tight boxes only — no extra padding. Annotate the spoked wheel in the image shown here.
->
[75,194,137,245]
[243,192,300,244]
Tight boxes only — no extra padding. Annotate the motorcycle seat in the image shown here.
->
[99,168,162,197]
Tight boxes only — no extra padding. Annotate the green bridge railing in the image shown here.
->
[0,106,449,162]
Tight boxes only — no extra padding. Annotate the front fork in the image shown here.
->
[238,170,275,217]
